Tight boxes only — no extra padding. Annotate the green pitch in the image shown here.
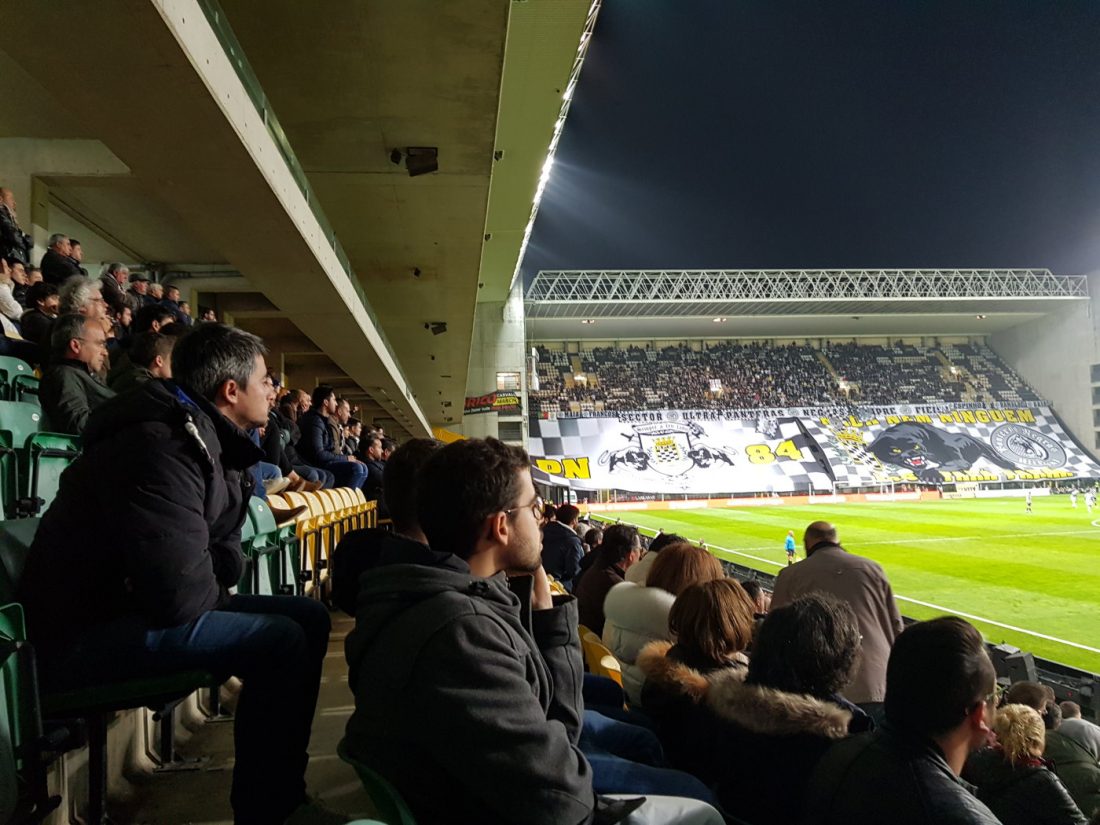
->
[592,497,1100,675]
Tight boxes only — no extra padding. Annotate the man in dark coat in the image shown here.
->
[99,262,134,315]
[296,384,367,489]
[360,434,386,502]
[802,617,1002,825]
[39,233,83,284]
[18,323,334,825]
[541,503,586,591]
[343,438,722,825]
[575,524,642,635]
[39,314,116,434]
[0,187,33,265]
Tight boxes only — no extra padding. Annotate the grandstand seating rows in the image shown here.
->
[532,341,1043,415]
[0,394,377,823]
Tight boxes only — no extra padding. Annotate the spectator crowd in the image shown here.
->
[531,341,1044,416]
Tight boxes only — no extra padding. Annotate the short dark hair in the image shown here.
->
[172,323,266,403]
[583,527,603,547]
[416,438,530,559]
[647,532,687,554]
[26,281,58,308]
[157,321,188,338]
[556,504,580,524]
[164,284,180,296]
[747,594,861,698]
[382,439,443,534]
[132,304,175,333]
[381,437,397,453]
[129,331,175,369]
[739,579,763,602]
[311,384,335,409]
[347,417,360,429]
[597,524,639,567]
[885,616,995,737]
[49,314,88,359]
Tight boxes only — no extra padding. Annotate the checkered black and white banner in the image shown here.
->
[528,406,1100,494]
[527,414,833,494]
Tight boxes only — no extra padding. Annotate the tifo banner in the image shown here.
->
[528,406,1100,494]
[808,406,1100,485]
[464,391,521,415]
[527,415,833,494]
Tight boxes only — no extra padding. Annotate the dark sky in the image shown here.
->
[521,0,1100,279]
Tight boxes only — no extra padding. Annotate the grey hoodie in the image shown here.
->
[344,556,596,825]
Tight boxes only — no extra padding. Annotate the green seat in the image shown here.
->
[248,497,299,596]
[0,356,33,402]
[338,738,418,825]
[0,402,43,517]
[26,433,80,516]
[11,373,40,404]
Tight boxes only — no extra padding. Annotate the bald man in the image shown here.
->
[770,521,904,715]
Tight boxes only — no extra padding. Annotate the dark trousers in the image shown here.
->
[323,458,368,489]
[37,595,331,825]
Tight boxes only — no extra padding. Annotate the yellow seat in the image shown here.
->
[581,631,624,689]
[284,490,327,597]
[334,487,359,533]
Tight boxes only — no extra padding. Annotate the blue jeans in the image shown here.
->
[293,464,335,488]
[581,711,717,805]
[323,458,367,489]
[249,460,282,499]
[37,595,331,825]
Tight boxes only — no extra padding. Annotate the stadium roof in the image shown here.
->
[525,268,1090,339]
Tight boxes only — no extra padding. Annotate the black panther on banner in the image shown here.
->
[868,422,1015,483]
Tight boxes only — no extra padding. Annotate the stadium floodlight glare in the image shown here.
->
[509,0,603,292]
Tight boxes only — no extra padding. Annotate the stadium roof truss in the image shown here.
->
[524,269,1089,319]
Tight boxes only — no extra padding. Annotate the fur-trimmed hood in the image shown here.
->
[637,640,852,739]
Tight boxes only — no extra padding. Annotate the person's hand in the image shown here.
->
[531,565,553,611]
[287,470,300,483]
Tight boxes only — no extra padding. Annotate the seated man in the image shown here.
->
[296,384,367,489]
[39,314,115,434]
[802,616,1001,824]
[343,437,723,825]
[19,280,59,351]
[575,524,642,635]
[542,503,586,591]
[18,323,337,825]
[109,330,175,393]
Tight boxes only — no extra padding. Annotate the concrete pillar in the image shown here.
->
[462,283,527,441]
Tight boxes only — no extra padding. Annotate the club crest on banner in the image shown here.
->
[600,422,735,478]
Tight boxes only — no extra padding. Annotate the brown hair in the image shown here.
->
[645,542,724,596]
[669,578,756,665]
[994,704,1045,764]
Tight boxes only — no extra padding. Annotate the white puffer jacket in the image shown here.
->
[601,581,675,704]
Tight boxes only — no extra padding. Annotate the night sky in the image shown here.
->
[521,1,1100,280]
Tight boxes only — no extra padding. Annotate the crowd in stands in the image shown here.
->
[532,341,1044,415]
[538,507,1100,825]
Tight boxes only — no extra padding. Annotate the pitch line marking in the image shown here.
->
[592,515,1100,656]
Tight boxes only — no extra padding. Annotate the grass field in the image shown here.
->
[592,497,1100,674]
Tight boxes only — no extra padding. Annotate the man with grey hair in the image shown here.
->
[58,274,109,321]
[38,314,115,434]
[40,232,83,284]
[18,322,338,825]
[100,262,133,315]
[0,187,33,265]
[148,281,164,301]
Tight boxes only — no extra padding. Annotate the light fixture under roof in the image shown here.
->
[712,317,727,323]
[581,318,595,325]
[975,314,987,320]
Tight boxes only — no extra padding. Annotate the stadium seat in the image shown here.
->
[283,490,329,598]
[25,433,81,516]
[0,518,217,825]
[337,738,418,825]
[0,356,33,402]
[581,631,624,689]
[0,401,45,518]
[11,374,39,405]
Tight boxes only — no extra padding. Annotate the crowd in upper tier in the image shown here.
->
[532,341,1043,416]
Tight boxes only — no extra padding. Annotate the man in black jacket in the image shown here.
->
[542,503,586,591]
[39,233,83,284]
[39,314,116,434]
[802,617,1002,825]
[18,323,335,825]
[297,385,367,489]
[0,187,32,265]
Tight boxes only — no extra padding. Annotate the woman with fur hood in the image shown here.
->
[639,589,870,825]
[602,541,726,704]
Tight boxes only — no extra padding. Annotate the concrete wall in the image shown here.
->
[991,278,1100,457]
[462,284,526,441]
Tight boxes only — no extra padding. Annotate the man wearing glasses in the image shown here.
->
[344,437,723,825]
[39,313,115,434]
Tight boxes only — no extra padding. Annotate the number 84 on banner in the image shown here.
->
[746,439,806,464]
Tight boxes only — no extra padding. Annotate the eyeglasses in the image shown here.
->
[505,495,544,521]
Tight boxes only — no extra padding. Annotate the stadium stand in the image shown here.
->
[531,340,1045,414]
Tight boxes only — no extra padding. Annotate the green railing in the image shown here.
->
[194,0,415,406]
